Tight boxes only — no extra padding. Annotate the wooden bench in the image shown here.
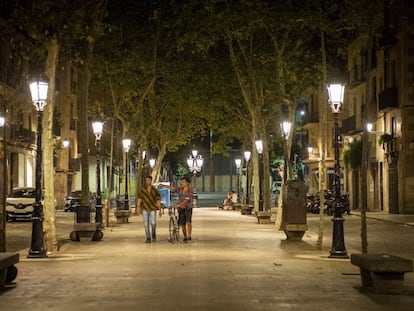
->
[0,252,19,287]
[239,204,254,215]
[351,253,413,294]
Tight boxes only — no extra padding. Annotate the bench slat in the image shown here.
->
[351,253,413,273]
[0,252,20,268]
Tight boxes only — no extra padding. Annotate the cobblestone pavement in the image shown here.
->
[1,201,414,311]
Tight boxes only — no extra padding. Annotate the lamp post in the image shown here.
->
[255,140,264,212]
[187,150,203,190]
[187,150,203,208]
[92,121,103,225]
[234,158,241,202]
[244,150,251,205]
[62,139,70,149]
[61,138,70,172]
[327,83,348,258]
[366,123,383,134]
[28,80,48,258]
[281,121,292,182]
[0,116,5,252]
[123,138,132,211]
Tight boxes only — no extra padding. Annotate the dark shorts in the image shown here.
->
[178,208,192,226]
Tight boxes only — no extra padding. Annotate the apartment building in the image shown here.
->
[303,1,414,214]
[0,37,81,208]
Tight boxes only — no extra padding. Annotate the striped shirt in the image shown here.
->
[138,186,161,211]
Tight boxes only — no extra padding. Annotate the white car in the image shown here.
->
[5,187,36,221]
[5,187,57,221]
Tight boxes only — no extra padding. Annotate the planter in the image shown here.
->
[240,205,253,215]
[114,210,131,223]
[256,211,271,224]
[283,224,307,241]
[378,133,393,146]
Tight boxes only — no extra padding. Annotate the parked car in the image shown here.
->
[5,187,36,221]
[5,187,58,221]
[64,190,96,212]
[272,178,282,194]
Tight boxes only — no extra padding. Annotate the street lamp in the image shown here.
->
[28,80,48,258]
[235,158,241,202]
[0,116,5,252]
[62,139,70,149]
[281,121,292,182]
[244,150,251,204]
[187,149,203,191]
[187,150,203,208]
[123,138,132,211]
[366,123,382,134]
[327,83,348,258]
[255,140,264,212]
[92,121,103,225]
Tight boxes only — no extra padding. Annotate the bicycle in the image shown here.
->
[168,206,180,243]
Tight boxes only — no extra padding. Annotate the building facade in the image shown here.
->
[303,1,414,214]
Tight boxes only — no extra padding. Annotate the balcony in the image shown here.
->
[340,115,357,135]
[69,158,80,172]
[10,125,36,144]
[70,119,76,131]
[379,30,397,50]
[349,65,364,87]
[302,112,319,126]
[378,87,398,111]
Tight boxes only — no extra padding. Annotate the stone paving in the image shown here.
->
[1,207,414,311]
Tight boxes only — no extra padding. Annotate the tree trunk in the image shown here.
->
[78,65,91,207]
[317,29,328,248]
[361,34,374,253]
[209,128,215,192]
[108,106,115,196]
[152,142,167,184]
[43,38,59,252]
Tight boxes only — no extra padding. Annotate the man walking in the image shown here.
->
[159,177,193,242]
[136,175,162,243]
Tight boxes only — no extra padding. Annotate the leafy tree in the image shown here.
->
[2,0,107,251]
[3,1,66,251]
[201,1,330,212]
[90,1,211,192]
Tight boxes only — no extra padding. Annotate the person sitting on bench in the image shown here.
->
[223,192,236,210]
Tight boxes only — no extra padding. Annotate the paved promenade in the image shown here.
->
[1,203,414,310]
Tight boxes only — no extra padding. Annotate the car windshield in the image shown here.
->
[9,188,36,198]
[69,191,82,198]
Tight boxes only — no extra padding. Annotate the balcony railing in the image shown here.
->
[10,125,36,144]
[340,115,357,135]
[379,29,397,49]
[378,87,398,111]
[69,158,81,172]
[302,112,319,125]
[70,119,76,131]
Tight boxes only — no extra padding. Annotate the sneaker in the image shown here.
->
[188,237,192,242]
[183,237,188,243]
[152,236,156,242]
[145,238,151,243]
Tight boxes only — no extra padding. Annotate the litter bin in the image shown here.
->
[158,187,170,209]
[281,179,308,240]
[192,191,199,208]
[76,205,91,223]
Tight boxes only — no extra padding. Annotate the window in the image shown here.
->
[390,59,396,87]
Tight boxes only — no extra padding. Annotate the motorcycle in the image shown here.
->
[325,191,351,216]
[307,191,351,215]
